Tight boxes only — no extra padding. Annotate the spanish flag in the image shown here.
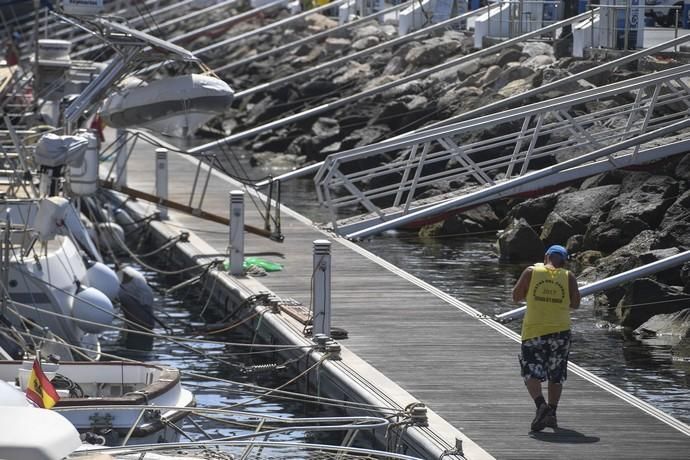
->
[25,359,60,409]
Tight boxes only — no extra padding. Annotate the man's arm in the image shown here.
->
[568,272,581,310]
[512,267,532,303]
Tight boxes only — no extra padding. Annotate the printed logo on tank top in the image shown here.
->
[532,279,565,304]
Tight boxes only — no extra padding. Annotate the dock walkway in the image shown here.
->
[119,145,690,460]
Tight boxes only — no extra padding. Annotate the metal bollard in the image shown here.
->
[312,239,332,339]
[229,191,245,276]
[115,128,127,187]
[155,148,168,220]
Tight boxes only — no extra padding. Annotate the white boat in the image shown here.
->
[0,360,195,446]
[0,403,82,460]
[2,199,115,361]
[99,74,234,137]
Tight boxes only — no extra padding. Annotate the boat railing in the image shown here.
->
[55,403,406,453]
[69,440,426,460]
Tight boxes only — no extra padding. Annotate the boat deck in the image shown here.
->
[120,145,690,460]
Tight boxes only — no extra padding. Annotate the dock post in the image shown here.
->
[115,128,127,187]
[229,191,245,276]
[312,239,332,339]
[155,148,168,220]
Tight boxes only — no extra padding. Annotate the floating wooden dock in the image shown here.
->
[114,141,690,460]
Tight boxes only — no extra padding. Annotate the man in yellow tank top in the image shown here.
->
[512,245,580,432]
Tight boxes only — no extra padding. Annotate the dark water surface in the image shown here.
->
[100,262,347,451]
[272,173,690,425]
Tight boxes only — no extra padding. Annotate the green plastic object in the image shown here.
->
[224,257,283,272]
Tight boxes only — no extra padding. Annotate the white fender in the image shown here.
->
[72,287,114,333]
[83,261,120,301]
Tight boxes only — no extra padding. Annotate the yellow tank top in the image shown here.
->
[521,263,571,340]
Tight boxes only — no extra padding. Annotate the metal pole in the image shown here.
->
[155,148,168,220]
[1,210,10,316]
[495,249,690,323]
[115,128,127,187]
[229,191,245,276]
[312,240,332,339]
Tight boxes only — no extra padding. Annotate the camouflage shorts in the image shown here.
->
[519,330,571,384]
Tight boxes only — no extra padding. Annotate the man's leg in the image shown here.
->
[547,381,562,407]
[521,338,550,431]
[526,378,543,400]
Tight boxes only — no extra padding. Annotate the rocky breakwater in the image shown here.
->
[201,13,608,169]
[493,156,690,358]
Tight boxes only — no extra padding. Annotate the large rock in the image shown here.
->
[437,203,500,236]
[578,230,660,285]
[617,279,690,328]
[333,62,371,85]
[496,47,524,67]
[352,35,380,51]
[584,214,650,253]
[305,13,338,32]
[638,248,683,285]
[550,185,620,235]
[584,176,676,251]
[634,308,690,343]
[404,37,462,67]
[352,24,386,41]
[497,218,544,261]
[506,193,559,227]
[540,212,575,247]
[325,37,351,53]
[608,175,678,227]
[497,77,535,98]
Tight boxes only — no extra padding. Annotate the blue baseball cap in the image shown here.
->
[545,245,568,259]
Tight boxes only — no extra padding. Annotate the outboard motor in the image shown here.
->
[118,266,155,350]
[33,133,88,196]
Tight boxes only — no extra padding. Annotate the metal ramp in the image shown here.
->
[311,64,690,238]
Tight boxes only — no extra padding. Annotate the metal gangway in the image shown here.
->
[311,64,690,238]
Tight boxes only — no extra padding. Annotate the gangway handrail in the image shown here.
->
[132,0,335,76]
[188,7,601,155]
[192,0,350,57]
[495,249,690,323]
[35,0,182,44]
[345,114,690,239]
[255,32,690,187]
[309,64,690,227]
[422,36,690,130]
[316,64,690,169]
[213,0,414,74]
[70,0,240,59]
[232,3,488,101]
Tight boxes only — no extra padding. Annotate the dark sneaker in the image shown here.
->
[530,403,549,432]
[544,407,558,429]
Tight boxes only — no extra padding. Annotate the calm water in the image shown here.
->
[272,173,690,425]
[99,262,348,450]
